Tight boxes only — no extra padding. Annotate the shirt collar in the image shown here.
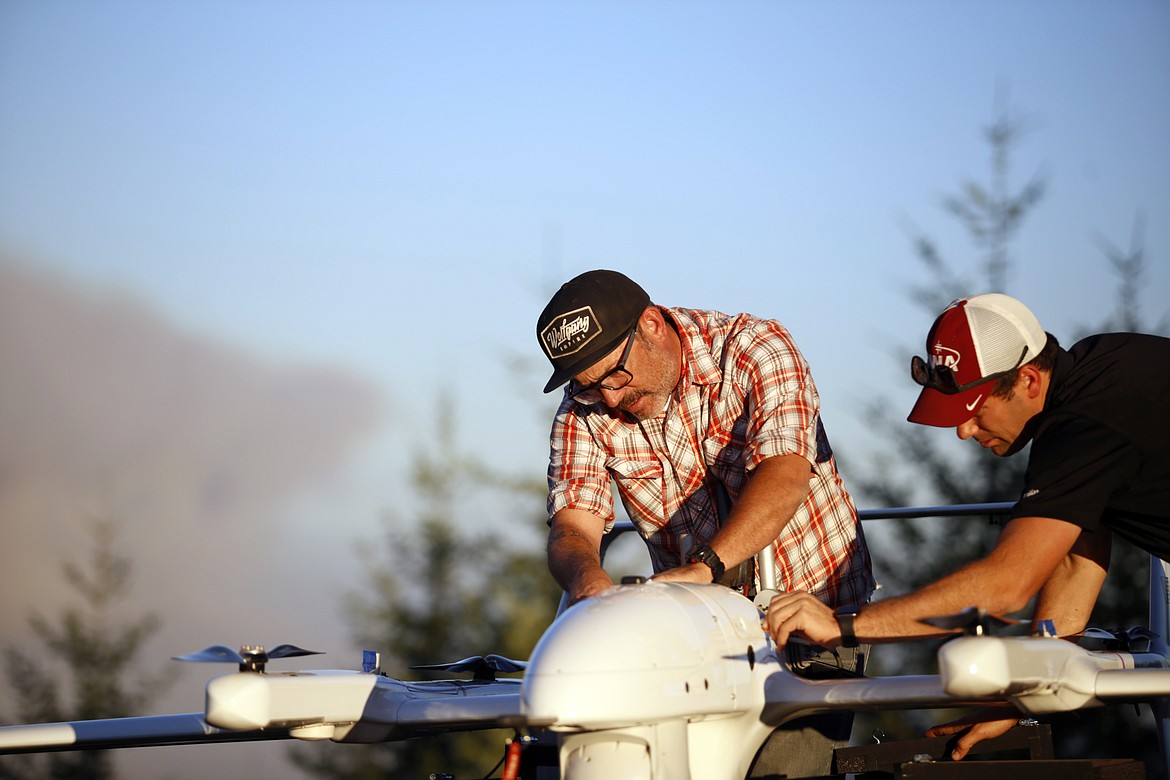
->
[1003,343,1070,456]
[665,307,723,392]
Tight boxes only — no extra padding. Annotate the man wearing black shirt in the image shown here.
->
[765,293,1170,757]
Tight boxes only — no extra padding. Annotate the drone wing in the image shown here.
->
[0,645,525,756]
[0,673,525,755]
[0,713,288,754]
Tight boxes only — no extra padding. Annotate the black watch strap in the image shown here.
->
[835,605,862,648]
[685,544,725,583]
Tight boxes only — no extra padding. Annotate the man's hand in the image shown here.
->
[764,590,841,648]
[925,709,1019,760]
[650,562,716,584]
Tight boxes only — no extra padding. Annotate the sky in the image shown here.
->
[1,1,1168,777]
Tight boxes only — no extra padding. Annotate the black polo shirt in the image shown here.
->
[1010,332,1170,561]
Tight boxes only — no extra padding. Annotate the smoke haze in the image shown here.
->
[0,256,386,777]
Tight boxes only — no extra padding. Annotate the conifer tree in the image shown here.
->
[0,518,169,780]
[293,394,559,779]
[848,96,1163,770]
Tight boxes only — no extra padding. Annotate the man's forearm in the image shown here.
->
[1031,531,1110,635]
[707,454,810,568]
[547,510,613,602]
[852,562,1010,641]
[854,518,1089,642]
[547,526,604,592]
[767,516,1087,648]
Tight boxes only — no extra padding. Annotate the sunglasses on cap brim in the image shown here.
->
[910,345,1028,395]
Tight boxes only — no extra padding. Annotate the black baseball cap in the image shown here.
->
[537,270,651,393]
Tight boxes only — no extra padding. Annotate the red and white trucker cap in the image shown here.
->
[907,293,1047,427]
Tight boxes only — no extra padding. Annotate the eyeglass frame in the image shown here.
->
[568,325,638,404]
[910,345,1029,395]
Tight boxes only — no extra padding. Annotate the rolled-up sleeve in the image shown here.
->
[547,399,616,526]
[733,321,820,470]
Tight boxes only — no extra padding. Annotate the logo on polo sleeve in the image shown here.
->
[540,306,601,361]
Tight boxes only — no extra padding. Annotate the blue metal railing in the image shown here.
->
[599,501,1017,559]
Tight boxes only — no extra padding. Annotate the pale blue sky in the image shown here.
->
[4,3,1167,386]
[1,2,1168,774]
[3,0,1169,606]
[3,0,1169,601]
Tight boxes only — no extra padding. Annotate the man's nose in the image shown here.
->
[600,386,623,408]
[955,419,978,440]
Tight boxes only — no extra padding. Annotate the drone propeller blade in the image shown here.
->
[920,606,1017,634]
[265,644,324,660]
[172,645,244,664]
[484,654,527,674]
[172,644,323,672]
[412,654,481,672]
[412,654,527,680]
[1071,625,1159,652]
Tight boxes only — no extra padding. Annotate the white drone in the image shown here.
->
[2,504,1168,780]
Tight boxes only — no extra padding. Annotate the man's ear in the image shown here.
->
[638,306,665,339]
[1018,364,1045,401]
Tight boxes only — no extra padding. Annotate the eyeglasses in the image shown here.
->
[911,345,1028,395]
[568,326,637,404]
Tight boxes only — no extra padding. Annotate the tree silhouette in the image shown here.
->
[293,393,559,779]
[848,94,1164,773]
[0,517,170,780]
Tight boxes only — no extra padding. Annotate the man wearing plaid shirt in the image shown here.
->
[537,269,875,778]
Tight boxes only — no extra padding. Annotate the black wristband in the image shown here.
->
[685,544,725,583]
[835,605,862,648]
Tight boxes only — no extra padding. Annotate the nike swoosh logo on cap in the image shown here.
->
[965,395,984,411]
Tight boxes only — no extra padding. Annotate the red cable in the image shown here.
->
[501,738,522,780]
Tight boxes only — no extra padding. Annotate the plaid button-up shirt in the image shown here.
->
[547,307,874,607]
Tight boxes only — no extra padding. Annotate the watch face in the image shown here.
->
[686,545,712,564]
[685,545,723,582]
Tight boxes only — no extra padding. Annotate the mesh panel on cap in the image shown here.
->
[967,305,1027,374]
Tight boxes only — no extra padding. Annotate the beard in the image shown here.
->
[619,386,672,420]
[617,326,680,421]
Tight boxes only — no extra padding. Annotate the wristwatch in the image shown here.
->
[685,544,725,584]
[835,605,862,648]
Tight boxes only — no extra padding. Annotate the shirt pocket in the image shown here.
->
[605,457,664,482]
[605,457,666,529]
[702,434,744,471]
